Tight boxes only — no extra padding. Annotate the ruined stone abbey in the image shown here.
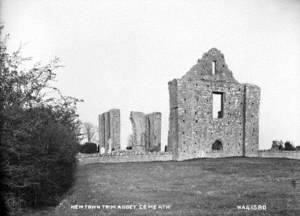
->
[97,48,260,162]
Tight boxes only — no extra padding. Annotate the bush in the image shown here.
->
[0,34,81,215]
[284,141,296,151]
[80,142,97,154]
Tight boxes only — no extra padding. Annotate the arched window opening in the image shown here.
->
[212,140,223,150]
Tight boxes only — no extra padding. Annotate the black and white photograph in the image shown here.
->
[0,0,299,215]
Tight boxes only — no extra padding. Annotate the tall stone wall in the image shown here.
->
[244,84,260,157]
[98,114,105,148]
[104,112,110,152]
[130,112,146,152]
[98,109,120,153]
[145,112,162,151]
[167,79,179,157]
[110,109,121,151]
[130,111,162,152]
[168,48,260,160]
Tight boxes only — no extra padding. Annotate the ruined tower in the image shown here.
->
[130,111,162,152]
[98,109,121,153]
[167,48,260,160]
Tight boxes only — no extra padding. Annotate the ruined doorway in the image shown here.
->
[212,140,223,150]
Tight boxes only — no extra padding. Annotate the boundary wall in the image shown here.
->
[77,151,173,165]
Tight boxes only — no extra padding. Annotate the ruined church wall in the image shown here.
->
[145,112,162,151]
[104,112,110,152]
[98,114,105,148]
[98,109,120,153]
[130,111,162,152]
[244,84,260,157]
[130,112,146,152]
[110,109,121,151]
[173,79,245,160]
[167,79,179,158]
[167,48,261,160]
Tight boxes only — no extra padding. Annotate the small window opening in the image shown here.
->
[213,92,224,118]
[212,61,216,75]
[212,140,223,150]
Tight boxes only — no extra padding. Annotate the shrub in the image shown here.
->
[80,142,97,154]
[284,141,296,151]
[0,34,81,215]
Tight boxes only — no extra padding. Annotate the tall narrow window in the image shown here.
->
[213,92,224,118]
[212,61,216,75]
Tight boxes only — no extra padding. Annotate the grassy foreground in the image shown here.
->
[34,158,300,216]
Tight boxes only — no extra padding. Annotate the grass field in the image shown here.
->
[32,157,300,216]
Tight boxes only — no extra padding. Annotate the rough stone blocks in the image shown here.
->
[130,111,146,152]
[98,109,120,153]
[167,48,261,160]
[130,111,162,152]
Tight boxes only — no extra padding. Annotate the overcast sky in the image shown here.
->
[2,0,300,150]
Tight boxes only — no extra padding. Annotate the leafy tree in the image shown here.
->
[0,31,82,215]
[284,141,296,151]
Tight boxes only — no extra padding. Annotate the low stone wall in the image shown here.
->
[258,150,300,160]
[77,150,300,165]
[77,151,174,165]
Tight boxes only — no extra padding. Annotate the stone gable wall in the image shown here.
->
[168,48,260,160]
[174,79,245,160]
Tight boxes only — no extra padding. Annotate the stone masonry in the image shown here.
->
[130,111,162,152]
[130,112,146,152]
[145,112,162,151]
[167,48,260,160]
[98,109,120,153]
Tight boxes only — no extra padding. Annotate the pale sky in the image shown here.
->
[1,0,300,150]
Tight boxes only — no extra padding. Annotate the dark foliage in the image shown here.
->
[80,142,97,154]
[0,33,82,215]
[284,141,296,151]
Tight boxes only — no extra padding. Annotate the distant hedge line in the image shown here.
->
[80,142,98,153]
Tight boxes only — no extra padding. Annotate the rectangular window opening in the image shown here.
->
[212,61,216,75]
[213,92,224,118]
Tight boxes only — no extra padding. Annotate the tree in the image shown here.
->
[0,31,82,215]
[82,122,96,143]
[284,141,296,151]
